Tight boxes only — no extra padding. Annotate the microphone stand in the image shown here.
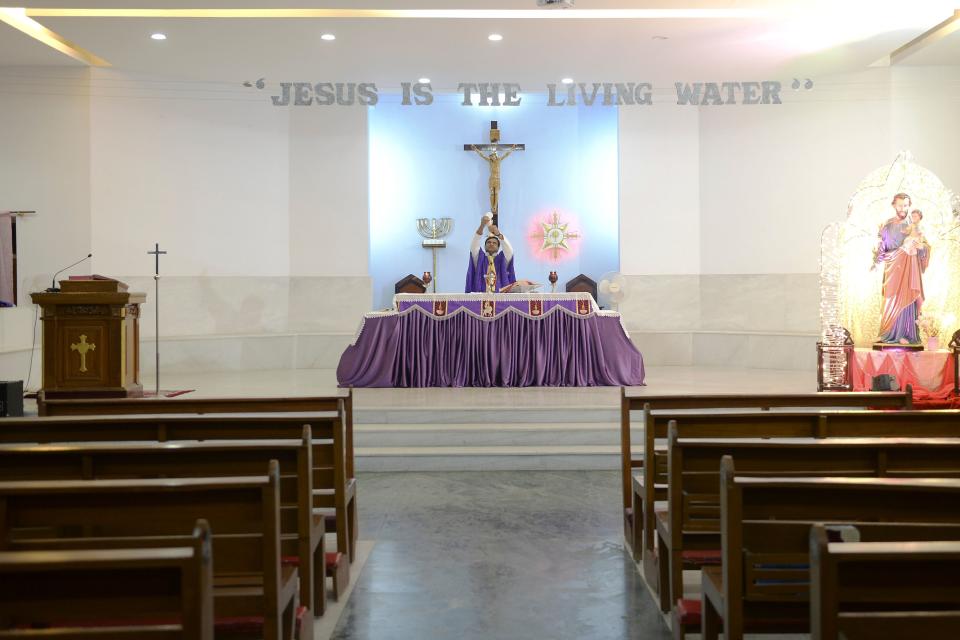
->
[46,254,92,292]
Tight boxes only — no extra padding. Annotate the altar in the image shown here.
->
[336,292,645,388]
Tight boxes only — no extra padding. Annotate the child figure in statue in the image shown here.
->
[901,209,928,257]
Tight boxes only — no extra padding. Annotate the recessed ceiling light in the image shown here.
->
[561,77,573,84]
[321,33,336,41]
[150,33,167,40]
[418,77,431,84]
[488,33,503,41]
[652,35,668,40]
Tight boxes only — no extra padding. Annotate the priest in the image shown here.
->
[465,213,516,293]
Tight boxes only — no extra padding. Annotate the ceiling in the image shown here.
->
[0,1,957,87]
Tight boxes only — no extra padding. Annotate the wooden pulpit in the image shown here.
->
[31,276,145,399]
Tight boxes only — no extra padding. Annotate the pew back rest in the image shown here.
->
[0,468,281,581]
[810,524,960,640]
[0,438,313,556]
[619,387,911,510]
[720,460,960,616]
[669,435,960,538]
[0,519,213,639]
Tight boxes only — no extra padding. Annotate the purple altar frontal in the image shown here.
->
[337,293,645,388]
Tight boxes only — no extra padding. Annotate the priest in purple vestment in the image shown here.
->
[465,214,516,293]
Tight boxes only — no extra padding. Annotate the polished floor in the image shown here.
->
[330,470,669,640]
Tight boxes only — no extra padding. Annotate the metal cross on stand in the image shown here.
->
[148,243,167,396]
[464,120,525,226]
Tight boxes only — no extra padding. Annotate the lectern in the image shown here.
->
[31,276,145,399]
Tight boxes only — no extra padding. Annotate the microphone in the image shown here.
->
[46,253,92,292]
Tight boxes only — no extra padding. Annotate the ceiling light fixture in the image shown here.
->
[418,77,431,84]
[150,32,167,40]
[321,33,336,41]
[488,33,503,41]
[561,77,574,84]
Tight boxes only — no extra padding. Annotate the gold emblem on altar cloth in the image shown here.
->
[577,299,591,315]
[433,300,448,316]
[481,300,496,318]
[529,300,543,316]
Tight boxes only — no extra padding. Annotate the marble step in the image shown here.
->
[355,445,628,471]
[354,407,620,425]
[354,422,625,447]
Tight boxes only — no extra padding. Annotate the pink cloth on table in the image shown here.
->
[852,348,955,399]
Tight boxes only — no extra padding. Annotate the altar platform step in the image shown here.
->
[355,444,639,472]
[354,407,639,470]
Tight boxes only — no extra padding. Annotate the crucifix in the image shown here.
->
[148,242,167,396]
[464,121,525,226]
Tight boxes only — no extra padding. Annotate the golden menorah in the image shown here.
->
[416,217,454,293]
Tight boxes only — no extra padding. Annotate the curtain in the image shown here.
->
[0,213,14,306]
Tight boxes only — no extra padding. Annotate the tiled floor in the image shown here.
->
[330,470,670,640]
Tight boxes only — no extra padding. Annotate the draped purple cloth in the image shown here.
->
[337,308,645,388]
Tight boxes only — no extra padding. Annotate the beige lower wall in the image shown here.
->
[620,274,819,370]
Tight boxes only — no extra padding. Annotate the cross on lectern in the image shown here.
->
[464,121,525,226]
[70,334,95,373]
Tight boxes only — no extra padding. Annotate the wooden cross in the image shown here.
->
[70,334,95,372]
[464,120,525,226]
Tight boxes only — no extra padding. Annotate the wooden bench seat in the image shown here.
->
[0,519,213,639]
[810,524,960,640]
[633,405,954,599]
[0,411,357,565]
[0,465,298,640]
[0,432,332,628]
[658,431,960,616]
[619,388,913,580]
[702,459,960,640]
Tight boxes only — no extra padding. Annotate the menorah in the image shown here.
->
[416,217,454,293]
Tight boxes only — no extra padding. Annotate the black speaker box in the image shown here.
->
[0,380,24,417]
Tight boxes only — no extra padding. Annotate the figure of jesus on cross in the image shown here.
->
[464,121,524,226]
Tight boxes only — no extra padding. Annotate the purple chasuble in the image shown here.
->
[465,250,516,293]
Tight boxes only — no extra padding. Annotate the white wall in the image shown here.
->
[90,70,291,277]
[289,106,369,277]
[619,103,700,275]
[0,67,93,386]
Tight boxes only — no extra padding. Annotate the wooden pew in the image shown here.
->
[0,463,298,640]
[36,390,356,513]
[659,430,960,616]
[809,523,960,640]
[0,412,358,564]
[633,404,950,596]
[701,459,960,640]
[0,433,331,626]
[0,519,213,639]
[620,388,912,569]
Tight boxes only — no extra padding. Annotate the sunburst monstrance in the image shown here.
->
[533,211,580,260]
